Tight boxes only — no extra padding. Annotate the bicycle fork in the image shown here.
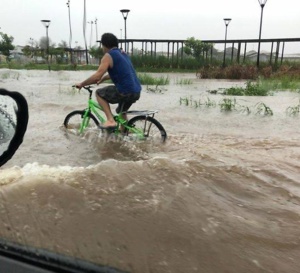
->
[80,109,92,134]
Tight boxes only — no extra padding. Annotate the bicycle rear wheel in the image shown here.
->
[64,110,99,134]
[125,115,167,142]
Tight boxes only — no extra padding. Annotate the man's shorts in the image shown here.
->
[96,85,140,113]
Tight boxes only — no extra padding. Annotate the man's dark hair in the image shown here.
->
[101,33,118,48]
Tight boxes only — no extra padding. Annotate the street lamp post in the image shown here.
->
[95,18,98,42]
[120,9,130,52]
[29,37,34,59]
[257,0,268,67]
[223,18,232,67]
[41,19,51,71]
[66,0,73,65]
[87,21,94,48]
[83,0,89,64]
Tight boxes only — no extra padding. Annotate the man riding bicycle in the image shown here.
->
[75,33,141,129]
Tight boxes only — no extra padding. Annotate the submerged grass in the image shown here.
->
[255,102,273,116]
[137,73,169,85]
[0,71,20,80]
[286,99,300,116]
[259,77,300,92]
[179,96,217,108]
[224,81,270,96]
[219,98,237,111]
[175,78,193,85]
[214,77,300,97]
[179,96,278,116]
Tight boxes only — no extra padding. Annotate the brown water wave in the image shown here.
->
[1,136,300,273]
[1,70,300,272]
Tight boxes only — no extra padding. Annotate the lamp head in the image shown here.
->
[41,20,51,28]
[258,0,267,7]
[120,9,130,20]
[223,18,232,26]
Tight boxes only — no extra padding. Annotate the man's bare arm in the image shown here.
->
[75,53,112,88]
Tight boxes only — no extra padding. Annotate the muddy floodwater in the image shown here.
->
[1,69,300,273]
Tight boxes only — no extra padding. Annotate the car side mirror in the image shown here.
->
[0,89,28,167]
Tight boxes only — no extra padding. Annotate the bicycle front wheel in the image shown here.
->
[125,115,167,142]
[64,110,99,134]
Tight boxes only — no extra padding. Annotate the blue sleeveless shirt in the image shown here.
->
[107,48,141,95]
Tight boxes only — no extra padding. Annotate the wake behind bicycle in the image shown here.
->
[63,86,167,142]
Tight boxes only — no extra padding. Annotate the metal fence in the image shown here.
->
[118,38,300,67]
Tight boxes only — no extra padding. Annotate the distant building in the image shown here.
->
[9,45,25,60]
[283,53,300,62]
[245,50,270,62]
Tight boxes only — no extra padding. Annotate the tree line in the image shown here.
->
[0,31,104,63]
[0,30,210,66]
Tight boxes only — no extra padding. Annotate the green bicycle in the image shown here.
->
[63,86,167,142]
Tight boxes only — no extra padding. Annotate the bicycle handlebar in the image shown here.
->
[72,85,93,90]
[83,86,93,91]
[72,85,94,95]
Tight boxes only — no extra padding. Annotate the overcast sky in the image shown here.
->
[1,0,300,53]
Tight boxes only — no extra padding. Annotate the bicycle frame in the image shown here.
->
[79,99,105,134]
[79,97,142,137]
[78,86,159,139]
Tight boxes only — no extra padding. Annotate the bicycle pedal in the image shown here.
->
[98,125,117,133]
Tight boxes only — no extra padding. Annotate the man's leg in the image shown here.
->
[118,93,140,131]
[96,89,117,127]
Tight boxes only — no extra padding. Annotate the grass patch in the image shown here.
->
[259,77,300,92]
[286,99,300,116]
[175,78,193,85]
[137,73,169,85]
[255,102,273,116]
[224,81,269,96]
[179,96,277,116]
[0,63,98,71]
[179,96,217,108]
[146,85,167,94]
[219,98,237,111]
[0,71,20,80]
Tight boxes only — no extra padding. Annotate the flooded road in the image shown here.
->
[1,69,300,272]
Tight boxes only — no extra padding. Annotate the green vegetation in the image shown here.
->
[286,99,300,116]
[198,64,259,79]
[255,102,273,116]
[224,81,270,96]
[179,96,277,116]
[179,96,217,109]
[0,32,14,62]
[219,98,237,111]
[179,96,193,107]
[1,61,300,96]
[137,73,169,85]
[131,55,200,71]
[259,77,300,92]
[0,63,98,71]
[209,75,300,96]
[175,78,193,85]
[145,86,166,94]
[184,37,213,62]
[0,70,20,80]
